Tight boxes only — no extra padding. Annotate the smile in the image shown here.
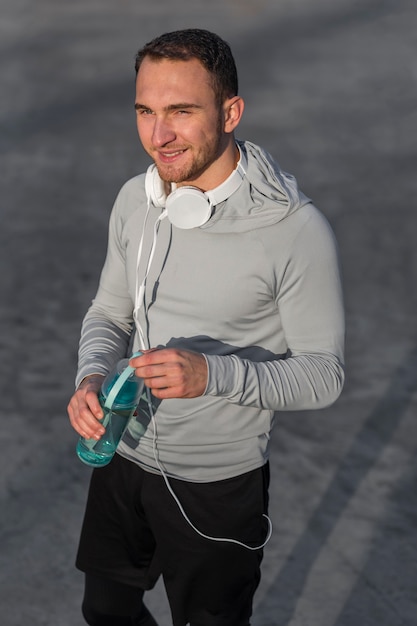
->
[158,149,186,163]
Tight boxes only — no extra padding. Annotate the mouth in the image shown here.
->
[157,149,187,164]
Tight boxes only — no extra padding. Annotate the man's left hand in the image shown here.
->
[129,348,208,399]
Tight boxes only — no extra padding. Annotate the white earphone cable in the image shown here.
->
[134,203,167,350]
[147,396,272,551]
[136,156,272,550]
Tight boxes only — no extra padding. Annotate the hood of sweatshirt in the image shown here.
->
[201,140,311,233]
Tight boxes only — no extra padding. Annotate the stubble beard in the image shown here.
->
[155,115,224,185]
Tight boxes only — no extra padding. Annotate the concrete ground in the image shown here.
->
[1,0,416,624]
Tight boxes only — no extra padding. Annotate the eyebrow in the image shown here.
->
[134,102,203,111]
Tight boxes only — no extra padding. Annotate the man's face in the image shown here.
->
[135,57,228,189]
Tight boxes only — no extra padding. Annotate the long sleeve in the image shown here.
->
[75,188,138,387]
[204,206,345,411]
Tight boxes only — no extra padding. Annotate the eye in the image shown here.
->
[136,107,154,116]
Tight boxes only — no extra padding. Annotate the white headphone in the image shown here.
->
[144,145,247,229]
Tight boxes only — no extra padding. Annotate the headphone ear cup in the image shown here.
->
[166,187,212,229]
[145,164,167,208]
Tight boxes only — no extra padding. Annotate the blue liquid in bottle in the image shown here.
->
[76,358,144,467]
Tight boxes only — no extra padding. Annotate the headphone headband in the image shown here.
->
[205,152,246,206]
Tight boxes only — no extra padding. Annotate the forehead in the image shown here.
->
[135,57,215,105]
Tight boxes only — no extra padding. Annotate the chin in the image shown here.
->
[157,165,192,185]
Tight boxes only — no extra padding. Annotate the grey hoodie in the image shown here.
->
[76,140,345,482]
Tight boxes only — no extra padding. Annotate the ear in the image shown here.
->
[223,96,244,133]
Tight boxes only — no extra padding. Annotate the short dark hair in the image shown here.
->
[135,29,238,105]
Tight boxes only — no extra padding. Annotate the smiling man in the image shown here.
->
[67,29,345,626]
[134,55,241,189]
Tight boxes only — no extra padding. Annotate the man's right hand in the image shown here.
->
[67,374,106,440]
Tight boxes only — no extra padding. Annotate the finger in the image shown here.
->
[150,384,185,400]
[67,393,105,439]
[129,348,161,368]
[85,390,105,420]
[131,347,180,369]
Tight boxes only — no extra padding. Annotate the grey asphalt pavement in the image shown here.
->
[1,1,416,624]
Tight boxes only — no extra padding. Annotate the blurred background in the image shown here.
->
[0,0,416,624]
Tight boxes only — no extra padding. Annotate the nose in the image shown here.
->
[152,115,176,147]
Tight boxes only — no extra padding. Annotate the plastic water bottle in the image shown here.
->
[76,354,144,467]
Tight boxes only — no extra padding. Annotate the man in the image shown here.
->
[68,28,345,626]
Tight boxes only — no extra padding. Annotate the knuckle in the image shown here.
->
[79,405,92,421]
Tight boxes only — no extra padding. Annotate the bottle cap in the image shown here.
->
[102,352,143,410]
